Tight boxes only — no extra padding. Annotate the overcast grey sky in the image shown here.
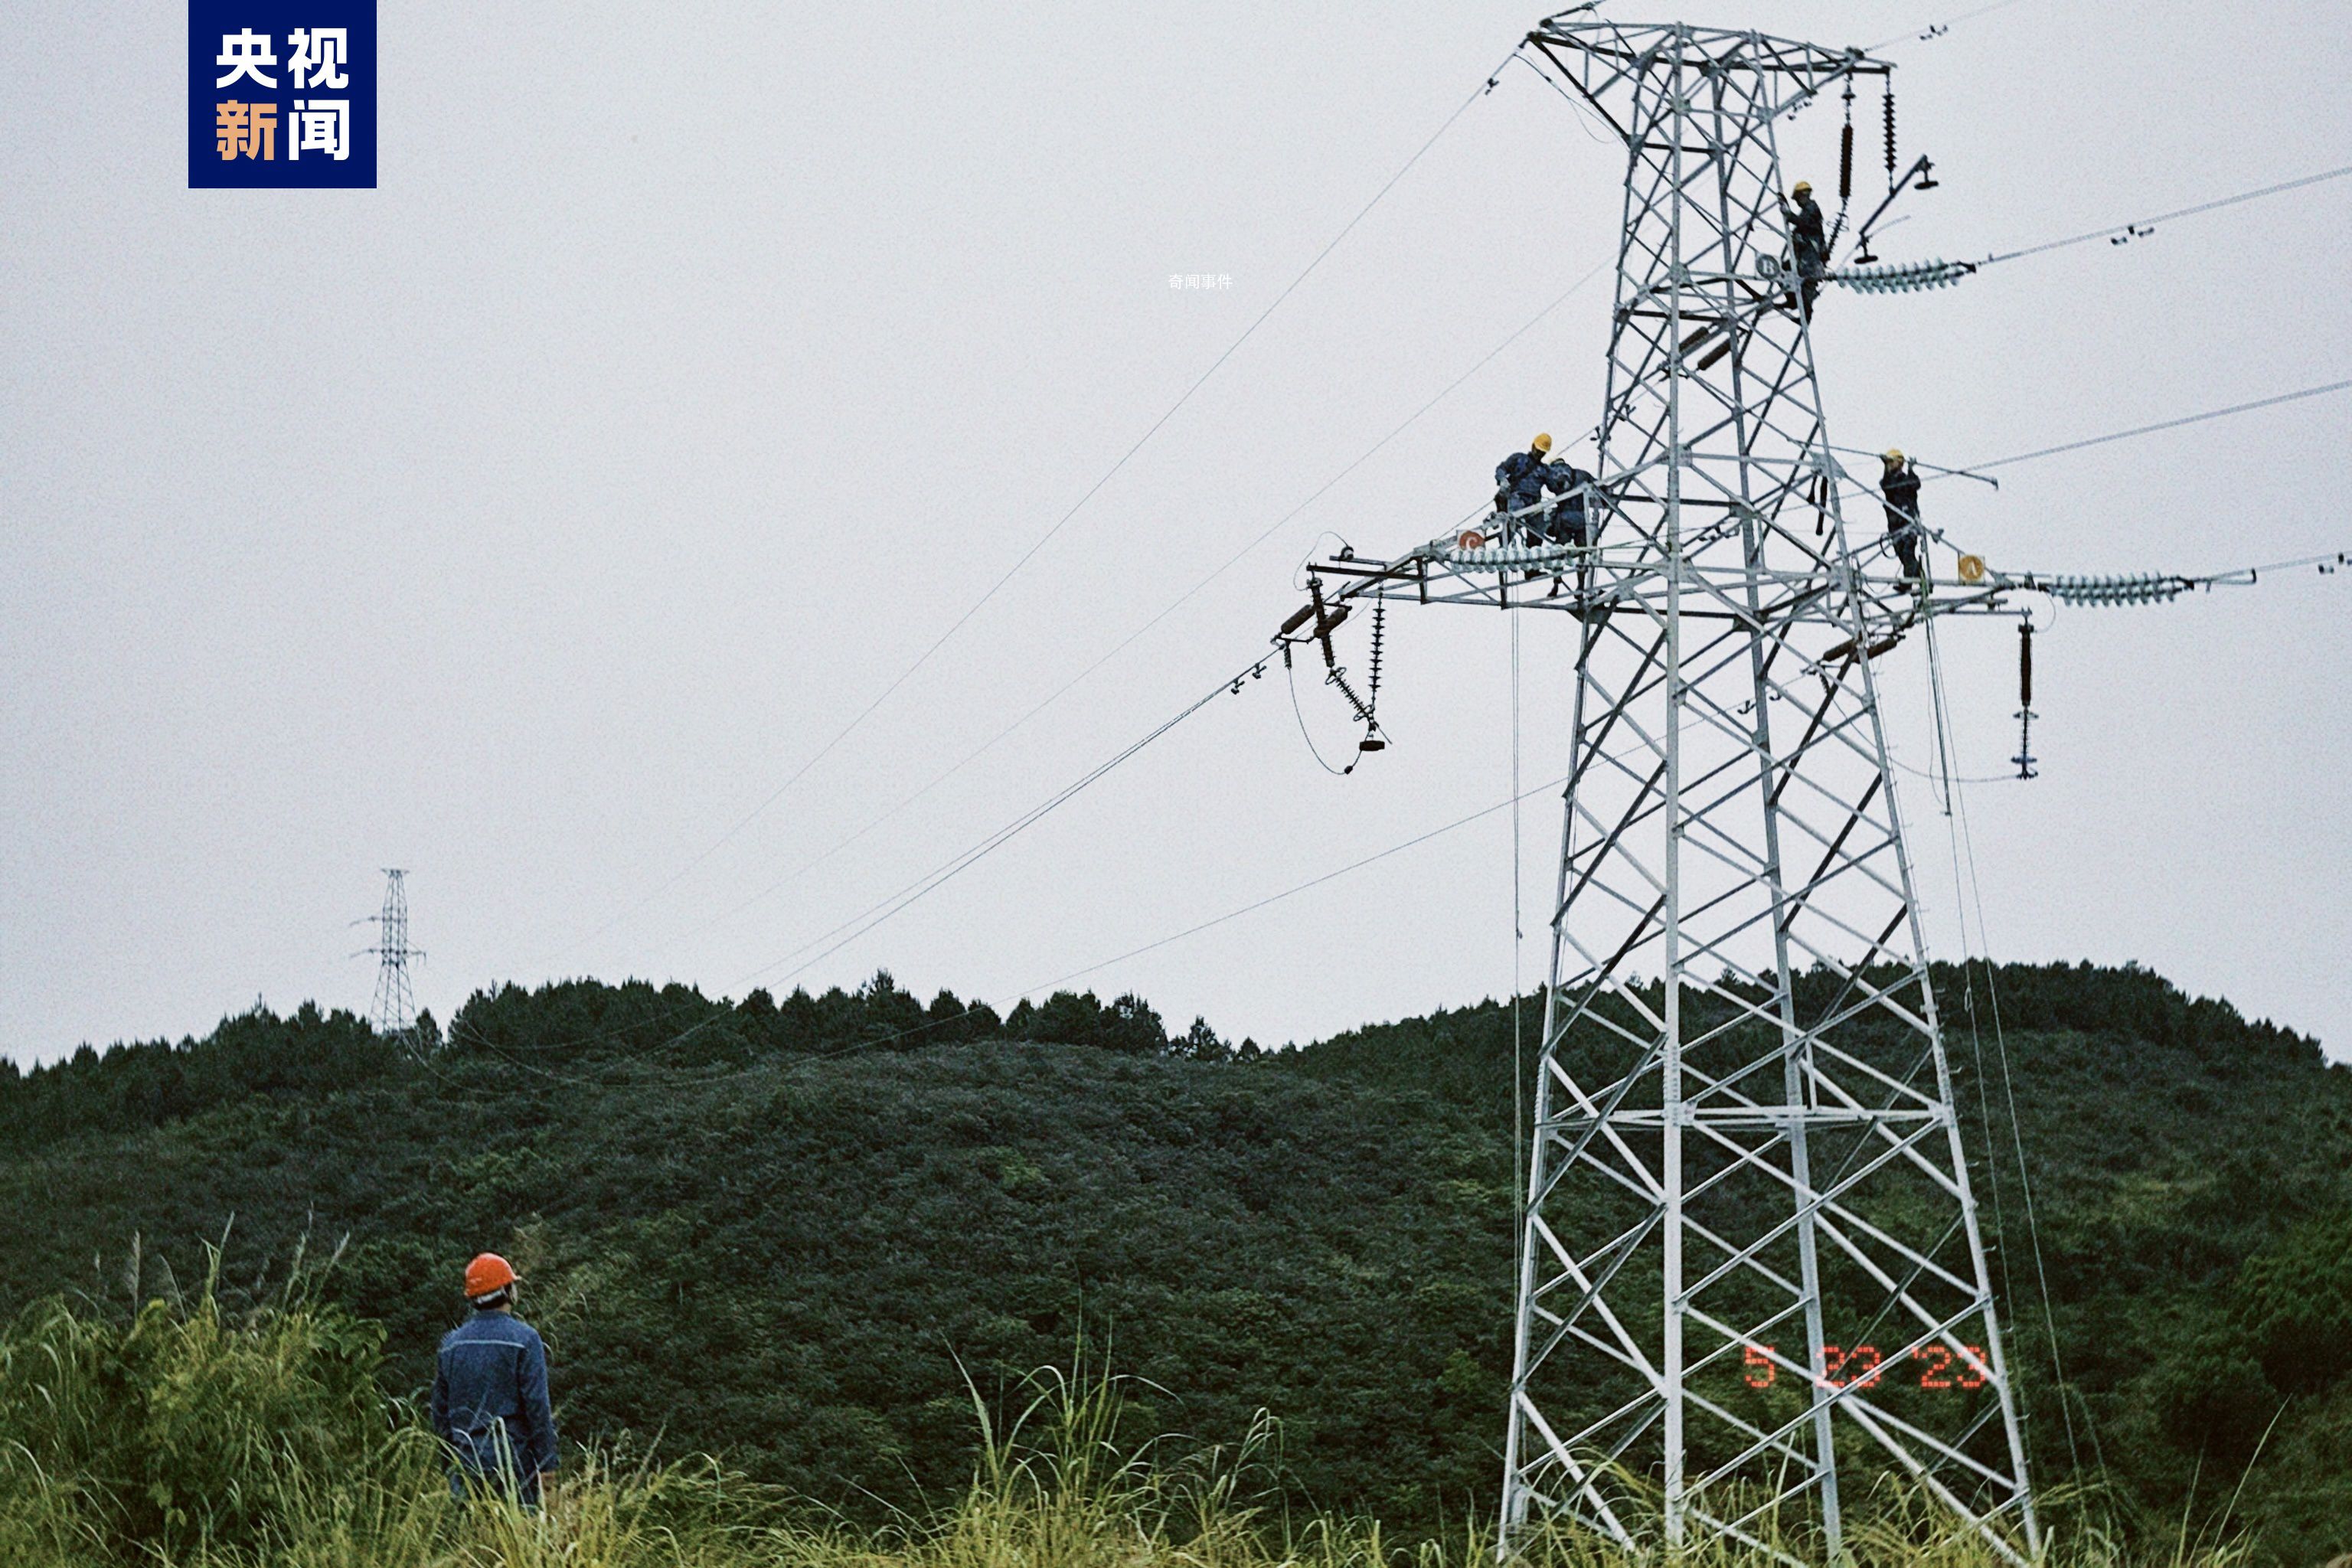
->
[5,2,2348,1068]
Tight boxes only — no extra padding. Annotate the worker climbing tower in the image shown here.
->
[1484,18,2037,1559]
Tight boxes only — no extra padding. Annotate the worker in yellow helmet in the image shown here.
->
[1880,449,1924,580]
[1495,432,1581,543]
[1785,179,1828,316]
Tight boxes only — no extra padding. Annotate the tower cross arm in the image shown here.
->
[1521,17,1889,144]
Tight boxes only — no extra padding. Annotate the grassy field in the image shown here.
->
[0,1272,2275,1568]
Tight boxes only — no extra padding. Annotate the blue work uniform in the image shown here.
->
[1495,449,1573,537]
[432,1312,557,1503]
[1880,464,1924,578]
[1547,463,1596,544]
[1788,194,1828,314]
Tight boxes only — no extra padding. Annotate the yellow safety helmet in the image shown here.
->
[1882,448,1906,465]
[1791,180,1813,198]
[1530,432,1553,453]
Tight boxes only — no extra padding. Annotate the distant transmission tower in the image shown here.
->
[357,868,423,1044]
[1280,16,2037,1563]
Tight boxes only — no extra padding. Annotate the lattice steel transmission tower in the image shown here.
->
[1282,15,2037,1563]
[358,868,423,1044]
[1494,19,2033,1560]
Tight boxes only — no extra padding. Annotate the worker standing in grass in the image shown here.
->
[1880,449,1925,582]
[431,1253,558,1507]
[1785,179,1828,315]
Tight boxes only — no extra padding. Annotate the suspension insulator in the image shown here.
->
[2043,573,2192,606]
[1831,258,1978,293]
[1884,90,1897,184]
[1840,122,1854,201]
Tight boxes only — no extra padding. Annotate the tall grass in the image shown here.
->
[0,1276,2267,1568]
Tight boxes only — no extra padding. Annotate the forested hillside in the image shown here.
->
[1,964,2345,1561]
[1296,965,2352,1557]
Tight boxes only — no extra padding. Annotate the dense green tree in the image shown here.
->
[2233,1207,2352,1394]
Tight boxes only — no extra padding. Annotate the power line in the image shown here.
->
[457,732,1553,1081]
[1867,0,2035,52]
[815,756,1592,1064]
[1813,375,2352,506]
[1510,612,1528,1289]
[736,656,1269,994]
[1832,162,2352,292]
[539,62,1510,966]
[1916,605,2075,1477]
[1017,769,1574,1001]
[1979,163,2352,268]
[566,139,2342,976]
[1966,377,2351,472]
[1932,720,2103,1485]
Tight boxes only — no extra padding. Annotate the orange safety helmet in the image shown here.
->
[463,1253,519,1300]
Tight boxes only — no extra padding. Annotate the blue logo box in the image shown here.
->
[189,2,375,188]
